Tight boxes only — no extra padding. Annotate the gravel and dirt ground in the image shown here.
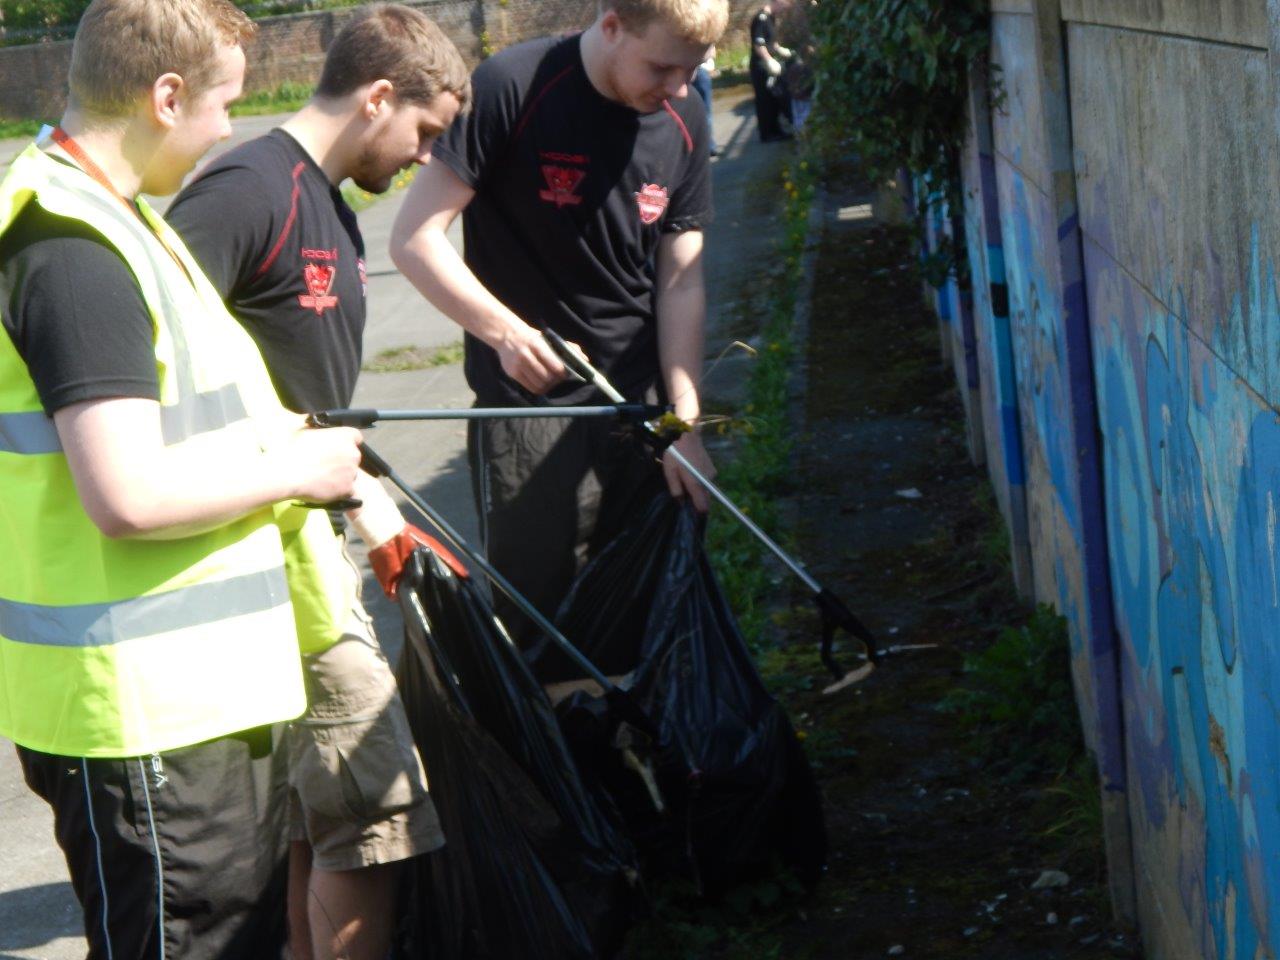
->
[621,160,1145,959]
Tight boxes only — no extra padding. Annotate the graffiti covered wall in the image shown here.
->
[959,49,1034,594]
[950,0,1280,955]
[978,2,1133,916]
[1070,4,1280,956]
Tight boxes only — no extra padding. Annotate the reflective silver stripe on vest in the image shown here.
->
[0,384,252,456]
[0,410,62,454]
[0,567,289,648]
[39,165,251,446]
[159,383,249,446]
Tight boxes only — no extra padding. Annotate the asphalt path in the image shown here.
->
[0,85,783,958]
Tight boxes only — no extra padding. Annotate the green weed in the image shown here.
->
[940,603,1083,781]
[706,158,815,651]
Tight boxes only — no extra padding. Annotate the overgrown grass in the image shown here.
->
[230,80,315,117]
[361,341,463,373]
[705,157,815,646]
[940,603,1083,781]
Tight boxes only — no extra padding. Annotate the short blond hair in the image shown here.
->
[605,0,728,44]
[68,0,255,120]
[316,4,471,111]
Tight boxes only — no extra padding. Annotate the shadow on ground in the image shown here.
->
[0,882,81,952]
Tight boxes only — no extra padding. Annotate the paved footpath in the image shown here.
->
[0,85,789,958]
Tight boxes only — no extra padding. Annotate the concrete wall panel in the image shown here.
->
[991,13,1052,199]
[1070,25,1280,403]
[1087,225,1280,958]
[951,0,1280,953]
[961,70,1035,594]
[987,1,1135,924]
[991,8,1098,721]
[1069,8,1280,954]
[1060,0,1267,48]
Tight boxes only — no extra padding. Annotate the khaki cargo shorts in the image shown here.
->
[287,538,445,872]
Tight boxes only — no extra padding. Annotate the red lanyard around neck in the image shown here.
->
[49,126,192,282]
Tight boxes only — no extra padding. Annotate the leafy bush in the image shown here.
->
[807,0,991,275]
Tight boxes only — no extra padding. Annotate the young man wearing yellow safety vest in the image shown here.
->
[167,7,468,958]
[0,1,365,955]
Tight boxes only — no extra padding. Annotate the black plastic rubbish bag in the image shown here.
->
[394,548,640,960]
[530,491,828,894]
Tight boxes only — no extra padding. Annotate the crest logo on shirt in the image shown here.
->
[539,165,586,208]
[299,263,338,314]
[634,183,669,225]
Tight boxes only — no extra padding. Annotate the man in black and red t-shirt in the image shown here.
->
[390,0,727,657]
[167,7,468,960]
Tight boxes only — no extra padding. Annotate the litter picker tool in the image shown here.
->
[308,403,670,427]
[541,329,879,687]
[346,439,663,742]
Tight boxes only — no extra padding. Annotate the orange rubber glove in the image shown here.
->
[368,523,469,599]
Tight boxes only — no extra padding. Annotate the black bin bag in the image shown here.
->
[393,548,641,959]
[532,491,828,895]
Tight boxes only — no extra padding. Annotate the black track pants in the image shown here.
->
[467,410,667,672]
[18,728,288,960]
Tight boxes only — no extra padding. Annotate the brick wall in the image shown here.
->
[0,0,759,122]
[481,0,759,54]
[246,0,481,93]
[480,0,597,51]
[0,39,73,122]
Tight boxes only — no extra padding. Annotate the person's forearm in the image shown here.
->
[118,444,309,540]
[57,401,358,540]
[657,282,706,423]
[390,160,572,396]
[391,224,528,350]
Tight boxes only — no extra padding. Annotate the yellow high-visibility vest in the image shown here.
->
[0,144,351,758]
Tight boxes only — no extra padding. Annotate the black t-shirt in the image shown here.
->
[432,33,713,406]
[750,9,777,66]
[0,193,159,415]
[167,129,366,413]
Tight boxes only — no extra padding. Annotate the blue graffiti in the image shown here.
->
[1001,176,1083,539]
[1093,227,1280,954]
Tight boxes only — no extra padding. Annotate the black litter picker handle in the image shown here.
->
[543,328,602,387]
